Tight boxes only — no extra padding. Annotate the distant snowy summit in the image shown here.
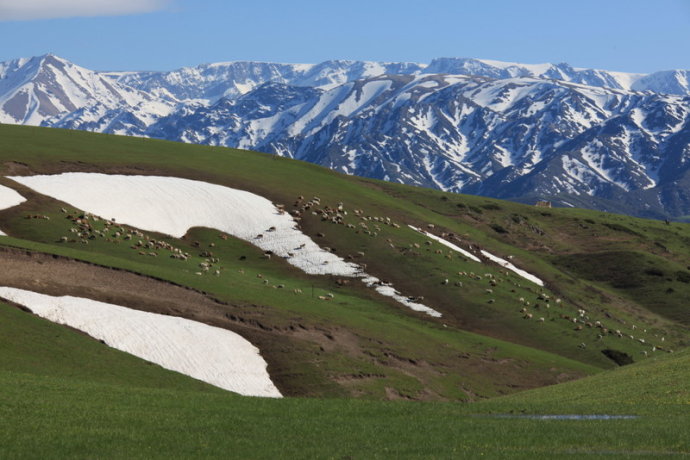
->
[104,56,690,103]
[2,53,690,219]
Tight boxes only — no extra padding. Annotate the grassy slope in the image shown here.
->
[0,301,687,458]
[0,125,688,455]
[0,301,220,392]
[0,124,687,400]
[480,347,690,414]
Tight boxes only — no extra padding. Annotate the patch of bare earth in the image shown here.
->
[0,246,591,400]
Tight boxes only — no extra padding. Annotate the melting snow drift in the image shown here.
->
[408,225,481,262]
[11,173,359,276]
[0,286,282,397]
[10,173,441,317]
[408,225,543,286]
[480,250,544,287]
[0,184,26,235]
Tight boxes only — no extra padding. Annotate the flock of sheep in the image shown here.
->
[46,195,670,358]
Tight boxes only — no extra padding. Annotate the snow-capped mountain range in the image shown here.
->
[2,53,690,219]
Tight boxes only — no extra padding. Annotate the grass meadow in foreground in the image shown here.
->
[1,297,688,458]
[0,370,687,459]
[0,125,688,457]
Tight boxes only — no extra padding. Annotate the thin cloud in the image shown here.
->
[0,0,171,21]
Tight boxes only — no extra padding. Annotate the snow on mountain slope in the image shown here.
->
[0,184,26,235]
[3,54,690,218]
[0,54,174,127]
[422,57,690,96]
[104,59,426,104]
[146,71,690,217]
[11,173,442,316]
[11,172,361,276]
[0,184,25,211]
[0,286,282,397]
[99,56,690,105]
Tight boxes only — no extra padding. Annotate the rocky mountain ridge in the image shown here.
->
[2,54,689,219]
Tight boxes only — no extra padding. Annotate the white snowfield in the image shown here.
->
[408,225,481,262]
[0,184,26,235]
[408,225,544,286]
[10,173,440,317]
[480,250,544,287]
[10,173,360,276]
[362,276,441,318]
[0,286,282,398]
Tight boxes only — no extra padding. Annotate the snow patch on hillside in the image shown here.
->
[11,173,360,276]
[408,224,542,285]
[0,286,282,397]
[0,184,26,235]
[11,173,442,317]
[362,276,441,317]
[408,225,480,262]
[480,250,544,287]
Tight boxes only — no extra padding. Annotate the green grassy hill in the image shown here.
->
[0,124,688,456]
[1,298,687,458]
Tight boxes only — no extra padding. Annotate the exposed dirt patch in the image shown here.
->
[0,246,595,401]
[0,246,349,397]
[3,161,33,176]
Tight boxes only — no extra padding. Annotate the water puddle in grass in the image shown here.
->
[481,414,639,420]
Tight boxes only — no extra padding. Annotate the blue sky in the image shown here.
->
[1,0,689,73]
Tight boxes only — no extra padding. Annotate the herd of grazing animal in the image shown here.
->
[59,209,193,261]
[295,195,671,356]
[41,201,671,358]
